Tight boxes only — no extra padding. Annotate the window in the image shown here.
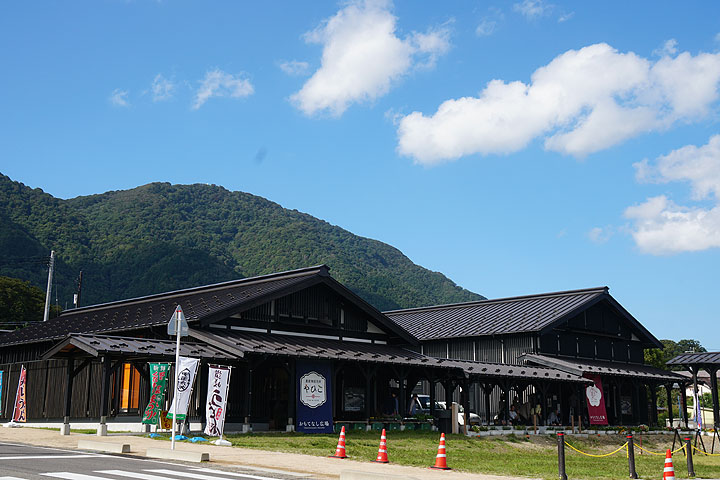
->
[119,363,141,412]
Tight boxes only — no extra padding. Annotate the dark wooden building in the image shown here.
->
[385,287,686,427]
[0,269,680,433]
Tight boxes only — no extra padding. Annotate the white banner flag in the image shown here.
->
[204,365,232,437]
[167,357,200,421]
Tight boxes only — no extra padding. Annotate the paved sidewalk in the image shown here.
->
[0,427,537,480]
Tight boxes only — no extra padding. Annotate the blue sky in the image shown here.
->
[2,1,720,349]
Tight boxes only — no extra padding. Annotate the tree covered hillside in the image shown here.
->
[0,174,483,312]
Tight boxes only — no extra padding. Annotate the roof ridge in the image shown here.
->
[58,265,329,317]
[384,286,608,315]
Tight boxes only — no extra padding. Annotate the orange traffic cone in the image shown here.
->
[663,449,675,480]
[373,429,389,463]
[330,426,347,458]
[430,432,451,470]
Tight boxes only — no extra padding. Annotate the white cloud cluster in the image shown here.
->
[291,0,450,117]
[109,88,130,107]
[513,0,551,20]
[396,43,720,165]
[279,60,311,76]
[625,135,720,255]
[192,69,254,110]
[151,74,175,102]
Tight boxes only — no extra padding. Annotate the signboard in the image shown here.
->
[12,365,27,423]
[167,357,200,421]
[585,375,608,425]
[296,360,333,433]
[167,305,189,336]
[142,363,171,425]
[204,365,232,437]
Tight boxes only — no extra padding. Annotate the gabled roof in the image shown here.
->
[668,352,720,367]
[41,334,234,361]
[189,329,589,383]
[385,287,661,347]
[520,354,687,383]
[0,265,415,348]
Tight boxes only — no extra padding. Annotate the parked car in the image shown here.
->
[432,400,481,425]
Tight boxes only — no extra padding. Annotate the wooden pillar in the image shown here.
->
[61,358,74,435]
[398,372,407,416]
[708,366,720,428]
[429,378,436,417]
[243,363,253,431]
[681,385,689,428]
[287,358,296,431]
[198,360,208,429]
[484,384,492,425]
[649,383,658,427]
[666,384,674,427]
[364,367,373,422]
[98,356,111,436]
[461,380,471,433]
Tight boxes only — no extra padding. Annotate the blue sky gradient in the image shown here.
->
[2,1,719,348]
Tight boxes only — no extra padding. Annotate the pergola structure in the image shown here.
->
[668,351,720,429]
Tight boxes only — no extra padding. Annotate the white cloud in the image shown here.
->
[192,69,254,110]
[476,18,497,37]
[278,60,310,76]
[653,38,678,57]
[557,11,574,23]
[151,74,175,102]
[625,135,720,254]
[513,0,552,20]
[291,0,450,117]
[588,226,613,244]
[625,196,720,254]
[109,89,130,107]
[397,43,720,164]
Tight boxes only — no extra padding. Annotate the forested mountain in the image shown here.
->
[0,173,483,313]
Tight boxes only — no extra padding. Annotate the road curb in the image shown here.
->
[145,447,210,463]
[77,440,131,454]
[340,470,419,480]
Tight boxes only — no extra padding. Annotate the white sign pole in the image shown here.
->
[171,308,181,450]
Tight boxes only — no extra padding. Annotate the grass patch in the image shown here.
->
[213,431,720,480]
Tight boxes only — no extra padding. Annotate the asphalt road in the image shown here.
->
[0,443,315,480]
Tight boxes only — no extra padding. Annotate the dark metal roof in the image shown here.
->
[520,354,687,383]
[0,266,328,348]
[385,287,661,348]
[41,334,235,361]
[668,352,720,366]
[192,329,588,383]
[385,287,607,340]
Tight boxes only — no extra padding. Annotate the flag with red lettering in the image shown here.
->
[204,365,231,436]
[12,365,27,423]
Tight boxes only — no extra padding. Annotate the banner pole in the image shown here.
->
[171,314,180,450]
[10,365,24,424]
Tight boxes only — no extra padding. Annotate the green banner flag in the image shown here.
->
[142,363,171,425]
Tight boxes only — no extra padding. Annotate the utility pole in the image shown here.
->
[43,250,55,322]
[74,270,83,308]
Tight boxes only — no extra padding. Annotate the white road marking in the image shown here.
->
[96,471,179,480]
[0,455,106,460]
[146,469,281,480]
[192,468,310,478]
[192,467,309,478]
[41,473,116,480]
[0,476,27,480]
